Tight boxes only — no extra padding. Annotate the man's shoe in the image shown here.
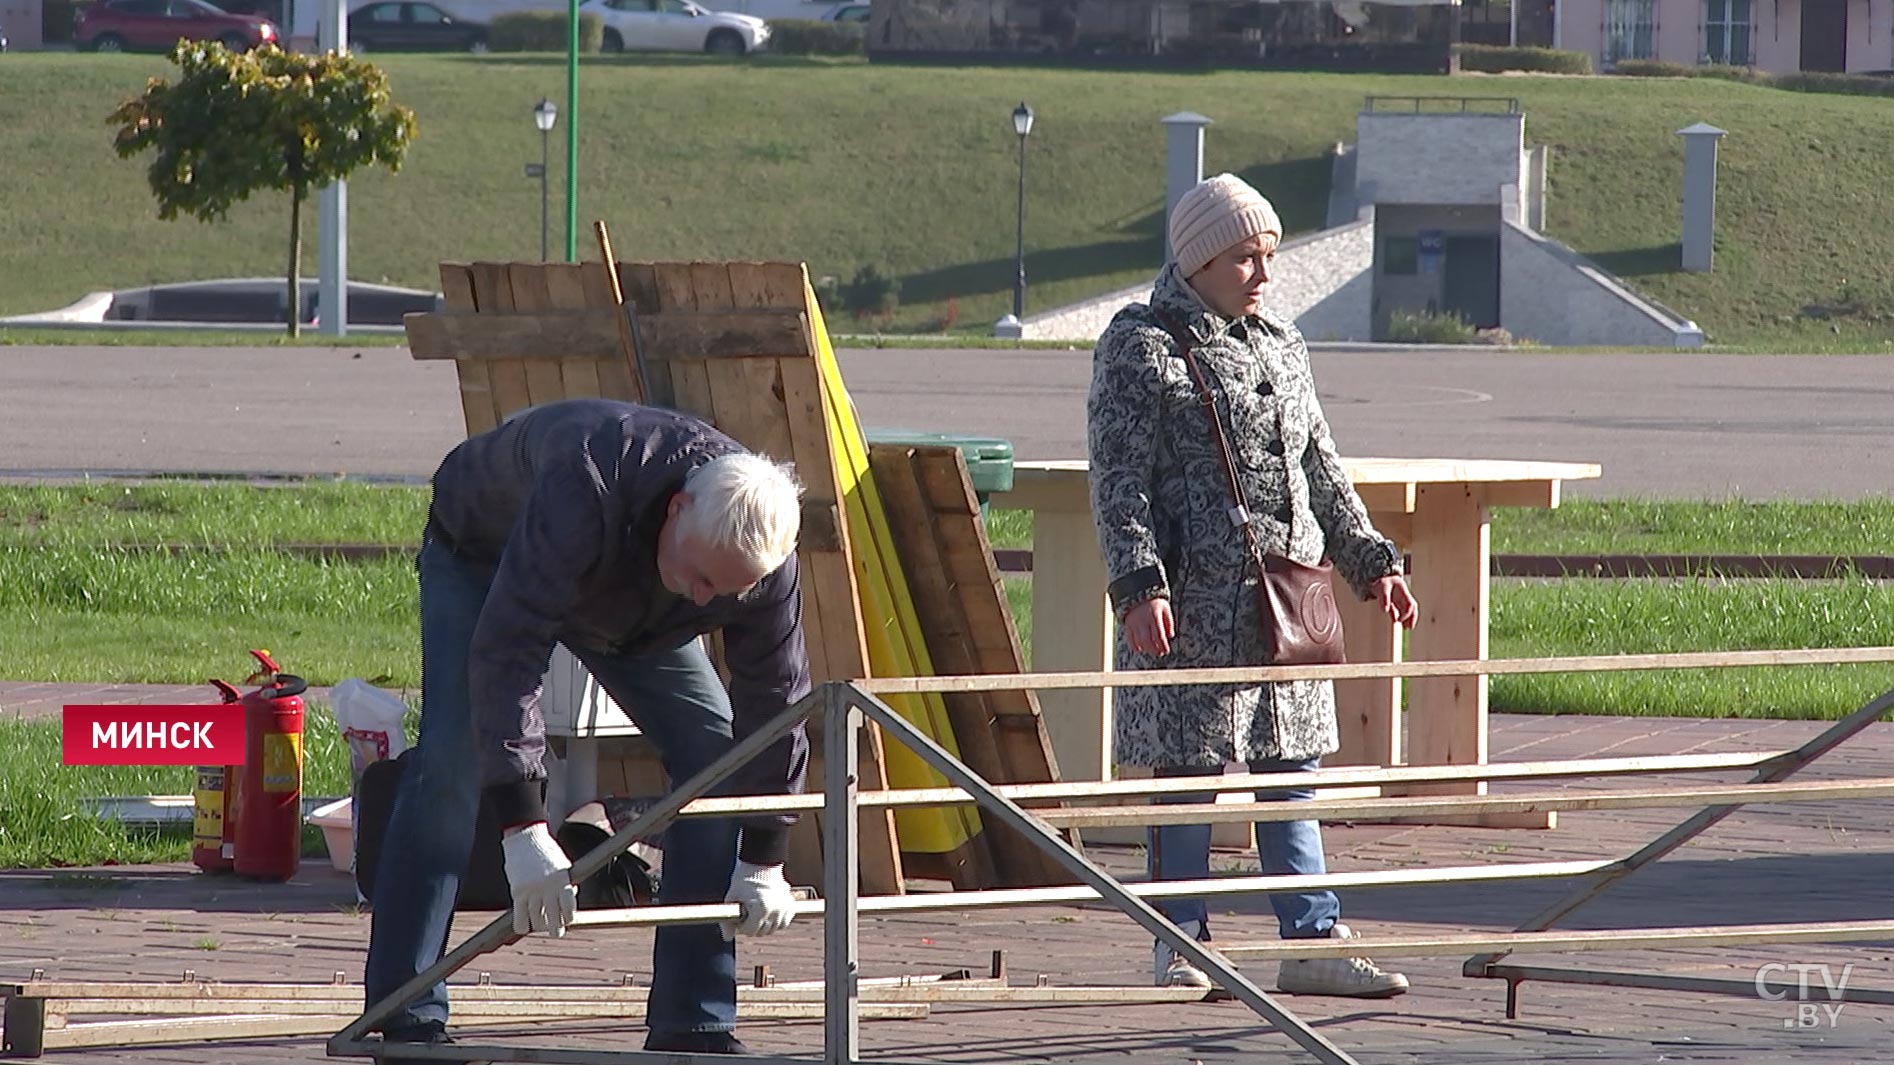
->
[381,1020,475,1064]
[643,1030,753,1055]
[1276,922,1410,999]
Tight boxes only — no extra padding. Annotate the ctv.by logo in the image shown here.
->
[1755,962,1853,1029]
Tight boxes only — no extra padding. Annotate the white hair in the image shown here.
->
[677,453,804,573]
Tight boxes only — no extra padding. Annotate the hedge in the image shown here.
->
[1454,44,1593,75]
[766,19,864,56]
[489,11,604,53]
[1614,59,1894,98]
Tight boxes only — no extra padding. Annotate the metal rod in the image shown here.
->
[593,220,655,405]
[561,860,1616,930]
[1012,130,1027,320]
[1464,684,1894,976]
[841,685,1360,1065]
[1023,777,1894,828]
[1483,963,1894,1006]
[854,646,1894,695]
[330,689,823,1051]
[1221,919,1894,960]
[665,751,1782,818]
[822,686,860,1065]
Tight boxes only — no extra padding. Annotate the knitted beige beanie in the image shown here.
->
[1168,174,1283,277]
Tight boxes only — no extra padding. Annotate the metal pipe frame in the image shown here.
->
[1460,685,1894,1011]
[300,674,1894,1065]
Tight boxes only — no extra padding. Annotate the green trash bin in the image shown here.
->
[863,429,1015,512]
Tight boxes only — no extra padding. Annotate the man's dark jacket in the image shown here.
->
[429,399,810,864]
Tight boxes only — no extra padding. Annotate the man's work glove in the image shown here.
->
[500,822,577,937]
[722,860,795,939]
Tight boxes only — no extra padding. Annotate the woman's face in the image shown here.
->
[1187,233,1278,319]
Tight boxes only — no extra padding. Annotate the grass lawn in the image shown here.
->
[4,54,1892,346]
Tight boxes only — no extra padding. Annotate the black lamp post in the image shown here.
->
[532,98,559,262]
[1010,101,1034,321]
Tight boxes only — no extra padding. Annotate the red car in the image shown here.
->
[75,0,279,53]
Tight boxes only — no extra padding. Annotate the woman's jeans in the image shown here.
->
[364,536,743,1036]
[1147,759,1340,940]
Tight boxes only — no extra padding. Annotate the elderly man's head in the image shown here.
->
[1169,174,1283,319]
[656,453,803,606]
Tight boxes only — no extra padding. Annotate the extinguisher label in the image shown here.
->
[262,732,302,793]
[193,766,227,846]
[62,706,246,766]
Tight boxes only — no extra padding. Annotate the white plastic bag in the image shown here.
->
[328,678,412,888]
[330,678,411,787]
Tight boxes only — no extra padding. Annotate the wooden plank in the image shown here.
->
[651,264,716,420]
[582,261,643,403]
[852,646,1894,694]
[404,307,809,365]
[1024,776,1894,829]
[905,447,1070,882]
[540,263,604,400]
[1223,919,1894,961]
[434,263,496,436]
[505,264,568,407]
[466,262,532,422]
[671,751,1784,817]
[1480,479,1560,510]
[723,263,797,462]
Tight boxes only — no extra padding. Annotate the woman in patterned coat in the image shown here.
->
[1087,174,1418,998]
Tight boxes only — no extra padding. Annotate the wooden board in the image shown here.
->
[868,443,1072,887]
[409,257,904,896]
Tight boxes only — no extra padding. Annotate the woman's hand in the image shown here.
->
[1371,575,1419,629]
[1123,597,1176,657]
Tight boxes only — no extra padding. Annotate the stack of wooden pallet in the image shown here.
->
[404,257,1069,893]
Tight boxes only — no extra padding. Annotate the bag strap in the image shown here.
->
[1150,312,1276,568]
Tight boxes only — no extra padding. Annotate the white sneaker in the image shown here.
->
[1276,922,1410,998]
[1153,919,1215,989]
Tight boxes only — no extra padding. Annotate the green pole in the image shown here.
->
[564,0,579,261]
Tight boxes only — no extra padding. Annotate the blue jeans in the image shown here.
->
[1147,758,1340,940]
[364,535,742,1037]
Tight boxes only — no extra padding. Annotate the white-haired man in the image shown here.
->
[365,399,811,1059]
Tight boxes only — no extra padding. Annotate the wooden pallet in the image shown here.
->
[867,442,1072,888]
[406,259,904,895]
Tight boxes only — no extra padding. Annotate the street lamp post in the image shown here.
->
[531,98,558,262]
[995,102,1035,338]
[1011,101,1034,321]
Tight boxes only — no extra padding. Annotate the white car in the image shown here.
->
[580,0,769,55]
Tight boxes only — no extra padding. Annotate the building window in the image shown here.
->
[1703,0,1754,64]
[1603,0,1655,62]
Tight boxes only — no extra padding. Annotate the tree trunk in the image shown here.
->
[287,183,303,338]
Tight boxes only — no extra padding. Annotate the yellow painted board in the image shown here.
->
[807,285,979,854]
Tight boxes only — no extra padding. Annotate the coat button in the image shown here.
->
[1266,440,1285,457]
[1275,504,1293,522]
[1257,381,1274,396]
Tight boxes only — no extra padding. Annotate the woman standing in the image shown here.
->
[1087,174,1418,997]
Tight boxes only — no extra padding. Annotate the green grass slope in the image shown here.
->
[3,54,1890,345]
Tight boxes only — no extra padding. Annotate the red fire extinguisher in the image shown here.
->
[232,650,307,883]
[191,679,245,875]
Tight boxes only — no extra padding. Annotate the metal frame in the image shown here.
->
[0,648,1851,1063]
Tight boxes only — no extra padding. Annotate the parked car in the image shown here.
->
[1,22,9,51]
[74,0,279,53]
[578,0,769,55]
[820,2,867,22]
[345,1,488,52]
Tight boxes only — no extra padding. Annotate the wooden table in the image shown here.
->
[989,457,1602,832]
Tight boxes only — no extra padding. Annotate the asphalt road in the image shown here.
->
[2,343,1889,499]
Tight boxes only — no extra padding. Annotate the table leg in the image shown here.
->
[1403,484,1554,828]
[1029,508,1114,786]
[1333,575,1401,769]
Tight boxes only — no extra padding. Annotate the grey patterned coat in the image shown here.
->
[1087,264,1402,769]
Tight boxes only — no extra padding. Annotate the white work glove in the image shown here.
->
[722,860,795,939]
[500,822,577,938]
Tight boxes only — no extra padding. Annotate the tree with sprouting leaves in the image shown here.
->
[110,43,417,337]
